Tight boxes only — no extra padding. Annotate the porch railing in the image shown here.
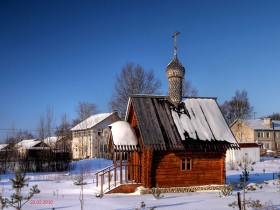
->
[94,163,141,194]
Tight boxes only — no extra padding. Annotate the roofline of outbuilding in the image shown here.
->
[71,112,117,131]
[130,94,168,98]
[182,96,218,100]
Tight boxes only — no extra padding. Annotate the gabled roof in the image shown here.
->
[240,119,280,131]
[15,139,41,149]
[128,95,238,151]
[0,144,9,150]
[43,136,59,145]
[71,113,114,131]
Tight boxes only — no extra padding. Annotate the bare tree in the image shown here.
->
[36,106,55,172]
[76,102,98,121]
[6,130,34,144]
[109,62,161,118]
[37,106,54,140]
[72,102,98,127]
[38,115,45,141]
[55,114,72,151]
[220,90,254,125]
[182,79,198,97]
[45,105,53,140]
[54,114,72,171]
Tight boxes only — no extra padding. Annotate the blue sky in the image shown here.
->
[1,0,280,140]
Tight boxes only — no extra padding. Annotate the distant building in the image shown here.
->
[0,144,10,151]
[15,139,50,159]
[0,143,12,159]
[43,136,72,153]
[226,142,260,163]
[0,143,14,173]
[231,118,280,154]
[71,112,120,160]
[43,136,72,162]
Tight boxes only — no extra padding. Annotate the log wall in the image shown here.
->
[148,151,226,188]
[141,148,153,188]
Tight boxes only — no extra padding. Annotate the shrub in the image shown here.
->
[151,185,164,199]
[219,183,234,197]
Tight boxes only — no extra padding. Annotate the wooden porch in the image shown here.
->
[94,162,141,194]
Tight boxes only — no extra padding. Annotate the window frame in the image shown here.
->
[257,131,264,138]
[181,157,192,171]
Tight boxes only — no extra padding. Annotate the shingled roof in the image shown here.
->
[126,95,238,151]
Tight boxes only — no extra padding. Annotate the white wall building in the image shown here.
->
[71,112,120,160]
[226,142,260,163]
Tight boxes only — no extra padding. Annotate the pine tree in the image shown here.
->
[0,171,40,210]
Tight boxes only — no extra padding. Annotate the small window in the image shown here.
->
[181,158,192,171]
[267,143,270,149]
[276,132,279,138]
[181,158,185,170]
[266,132,270,138]
[258,131,264,138]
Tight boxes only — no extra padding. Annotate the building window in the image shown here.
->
[266,132,270,138]
[276,132,279,139]
[267,143,270,149]
[258,131,264,138]
[181,158,192,171]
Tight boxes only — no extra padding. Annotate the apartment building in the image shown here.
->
[231,118,280,152]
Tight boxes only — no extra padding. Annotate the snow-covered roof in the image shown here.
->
[0,144,8,150]
[71,113,113,131]
[43,136,59,144]
[242,119,280,131]
[172,98,237,144]
[15,139,41,149]
[109,121,138,149]
[127,95,238,151]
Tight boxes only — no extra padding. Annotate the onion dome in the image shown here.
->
[166,31,185,106]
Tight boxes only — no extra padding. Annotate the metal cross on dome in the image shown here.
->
[172,31,180,57]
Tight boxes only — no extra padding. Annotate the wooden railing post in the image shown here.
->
[120,161,123,184]
[101,174,104,194]
[94,162,142,193]
[108,170,111,191]
[125,165,128,183]
[120,151,123,185]
[114,167,117,187]
[96,173,98,187]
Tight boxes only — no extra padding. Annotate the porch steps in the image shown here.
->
[106,184,141,194]
[94,163,141,194]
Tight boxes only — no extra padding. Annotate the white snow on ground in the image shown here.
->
[0,157,280,210]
